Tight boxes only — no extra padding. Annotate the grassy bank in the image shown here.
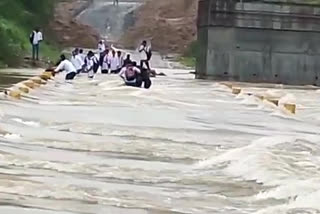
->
[0,0,60,68]
[179,41,199,68]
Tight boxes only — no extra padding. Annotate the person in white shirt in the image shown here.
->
[84,51,99,78]
[98,40,106,66]
[71,49,84,74]
[29,28,43,60]
[119,62,142,87]
[117,51,124,72]
[55,55,77,80]
[138,40,152,70]
[79,49,86,62]
[101,49,110,74]
[108,50,120,74]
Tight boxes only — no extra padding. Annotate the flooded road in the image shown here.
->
[0,61,320,214]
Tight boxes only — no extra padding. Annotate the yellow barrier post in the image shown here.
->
[23,81,35,89]
[267,99,279,106]
[19,87,29,93]
[284,103,296,114]
[8,90,21,99]
[232,88,241,95]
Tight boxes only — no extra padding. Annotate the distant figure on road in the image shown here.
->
[29,28,43,60]
[113,0,119,6]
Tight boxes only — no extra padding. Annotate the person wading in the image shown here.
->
[109,50,120,74]
[117,51,124,73]
[101,49,110,74]
[98,40,106,67]
[55,54,77,81]
[138,40,152,70]
[29,28,43,61]
[71,49,84,74]
[119,62,142,87]
[123,54,132,67]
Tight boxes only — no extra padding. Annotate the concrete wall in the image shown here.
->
[197,0,320,85]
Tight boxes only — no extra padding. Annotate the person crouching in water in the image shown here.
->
[71,49,84,74]
[55,54,77,80]
[109,50,120,74]
[119,62,142,87]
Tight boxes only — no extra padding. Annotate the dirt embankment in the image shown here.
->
[119,0,198,54]
[49,0,100,48]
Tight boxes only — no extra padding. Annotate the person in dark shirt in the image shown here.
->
[123,54,132,67]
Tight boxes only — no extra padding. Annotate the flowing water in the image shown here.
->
[0,55,320,214]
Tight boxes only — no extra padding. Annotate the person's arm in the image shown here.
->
[134,67,141,74]
[119,67,126,79]
[138,45,144,53]
[54,61,64,73]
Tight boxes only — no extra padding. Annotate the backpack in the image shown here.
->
[125,67,136,81]
[29,31,35,44]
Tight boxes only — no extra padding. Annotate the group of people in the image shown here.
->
[54,40,153,89]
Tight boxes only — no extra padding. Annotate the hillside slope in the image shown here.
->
[119,0,198,54]
[49,0,100,48]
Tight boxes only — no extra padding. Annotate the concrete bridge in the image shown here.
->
[196,0,320,85]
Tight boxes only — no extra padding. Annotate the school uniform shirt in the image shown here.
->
[55,59,76,74]
[31,31,43,45]
[79,53,86,62]
[71,55,84,71]
[117,56,124,69]
[119,66,141,83]
[98,43,106,54]
[108,56,120,71]
[102,54,110,71]
[84,56,93,71]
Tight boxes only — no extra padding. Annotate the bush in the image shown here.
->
[0,0,58,67]
[0,18,27,66]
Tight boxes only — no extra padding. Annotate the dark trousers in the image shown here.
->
[99,53,105,67]
[140,69,152,89]
[93,63,99,73]
[140,59,150,70]
[101,69,109,74]
[111,69,118,74]
[32,44,39,60]
[125,75,143,88]
[66,72,76,80]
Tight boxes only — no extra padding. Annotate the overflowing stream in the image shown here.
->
[0,53,320,214]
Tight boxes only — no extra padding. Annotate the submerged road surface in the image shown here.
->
[0,60,320,214]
